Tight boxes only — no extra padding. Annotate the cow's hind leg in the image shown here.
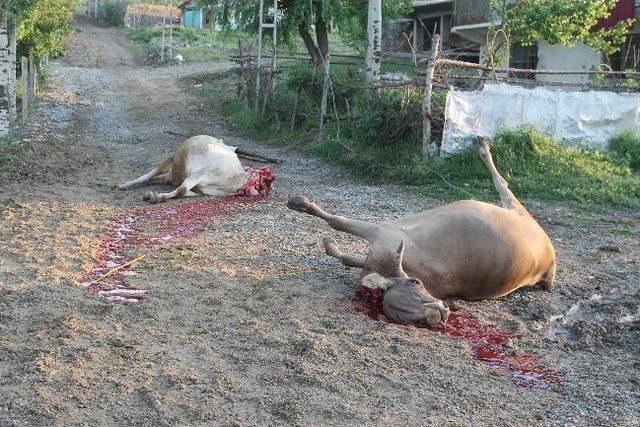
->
[538,261,556,290]
[143,176,201,204]
[323,237,366,268]
[473,137,528,214]
[287,196,380,241]
[117,158,172,190]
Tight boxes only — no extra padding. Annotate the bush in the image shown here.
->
[180,27,202,43]
[17,0,76,62]
[609,131,640,171]
[102,0,129,27]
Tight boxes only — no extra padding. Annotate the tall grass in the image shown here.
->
[609,130,640,171]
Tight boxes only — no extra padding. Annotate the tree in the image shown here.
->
[17,0,76,61]
[0,0,75,135]
[496,0,633,55]
[1,2,34,135]
[365,0,381,87]
[207,0,412,63]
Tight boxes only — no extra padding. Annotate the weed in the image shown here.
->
[609,130,640,171]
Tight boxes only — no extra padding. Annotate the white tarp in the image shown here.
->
[441,83,640,154]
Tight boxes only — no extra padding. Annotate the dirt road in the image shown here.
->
[0,17,638,426]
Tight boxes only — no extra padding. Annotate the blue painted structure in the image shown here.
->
[183,8,203,28]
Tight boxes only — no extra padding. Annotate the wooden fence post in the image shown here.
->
[28,49,36,103]
[421,33,440,157]
[290,90,300,131]
[21,56,28,125]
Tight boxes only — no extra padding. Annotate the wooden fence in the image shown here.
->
[229,38,640,157]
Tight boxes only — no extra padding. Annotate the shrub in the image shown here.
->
[102,0,129,27]
[609,130,640,171]
[180,27,201,43]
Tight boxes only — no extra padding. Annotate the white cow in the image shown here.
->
[117,135,271,203]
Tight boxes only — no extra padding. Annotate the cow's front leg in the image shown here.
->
[143,176,201,204]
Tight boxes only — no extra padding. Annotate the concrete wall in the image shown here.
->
[536,42,602,84]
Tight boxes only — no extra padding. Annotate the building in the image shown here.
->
[124,4,181,28]
[387,0,640,83]
[178,0,207,29]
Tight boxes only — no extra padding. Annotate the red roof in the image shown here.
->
[594,0,635,30]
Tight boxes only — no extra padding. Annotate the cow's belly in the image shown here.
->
[171,142,247,191]
[396,201,554,299]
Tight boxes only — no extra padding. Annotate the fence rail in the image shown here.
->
[228,43,640,157]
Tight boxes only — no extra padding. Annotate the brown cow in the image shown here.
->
[287,137,556,327]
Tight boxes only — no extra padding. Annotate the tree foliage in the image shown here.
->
[205,0,412,55]
[17,0,76,60]
[496,0,633,54]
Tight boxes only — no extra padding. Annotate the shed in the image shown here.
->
[179,0,206,29]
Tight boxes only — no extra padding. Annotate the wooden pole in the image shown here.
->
[21,56,28,125]
[168,0,173,59]
[161,2,167,61]
[421,33,440,157]
[254,0,264,111]
[28,49,35,103]
[270,0,277,94]
[290,91,299,131]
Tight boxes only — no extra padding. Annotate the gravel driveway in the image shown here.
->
[0,16,638,427]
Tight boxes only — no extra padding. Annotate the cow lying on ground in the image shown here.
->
[117,135,275,203]
[287,137,556,327]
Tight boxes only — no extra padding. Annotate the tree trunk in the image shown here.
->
[298,23,321,65]
[365,0,382,88]
[315,16,329,63]
[0,17,11,135]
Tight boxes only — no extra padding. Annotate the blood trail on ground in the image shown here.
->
[80,196,265,302]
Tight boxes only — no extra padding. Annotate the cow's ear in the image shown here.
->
[361,273,391,290]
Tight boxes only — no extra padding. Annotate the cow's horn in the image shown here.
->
[394,239,409,278]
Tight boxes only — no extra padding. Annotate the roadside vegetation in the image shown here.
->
[123,26,249,63]
[182,69,640,210]
[609,130,640,172]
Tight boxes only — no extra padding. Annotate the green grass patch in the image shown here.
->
[609,130,640,172]
[182,70,640,210]
[0,129,23,149]
[122,26,251,63]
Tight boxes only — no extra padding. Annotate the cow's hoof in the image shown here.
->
[143,191,158,203]
[323,237,336,255]
[287,195,312,213]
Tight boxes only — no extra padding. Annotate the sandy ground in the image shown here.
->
[0,17,638,426]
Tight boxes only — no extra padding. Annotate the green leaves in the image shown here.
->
[500,0,633,55]
[16,0,76,61]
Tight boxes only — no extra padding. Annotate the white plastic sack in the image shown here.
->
[441,83,640,154]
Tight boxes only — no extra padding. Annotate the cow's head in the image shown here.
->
[362,240,450,328]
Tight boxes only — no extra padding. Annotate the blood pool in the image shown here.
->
[353,284,564,388]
